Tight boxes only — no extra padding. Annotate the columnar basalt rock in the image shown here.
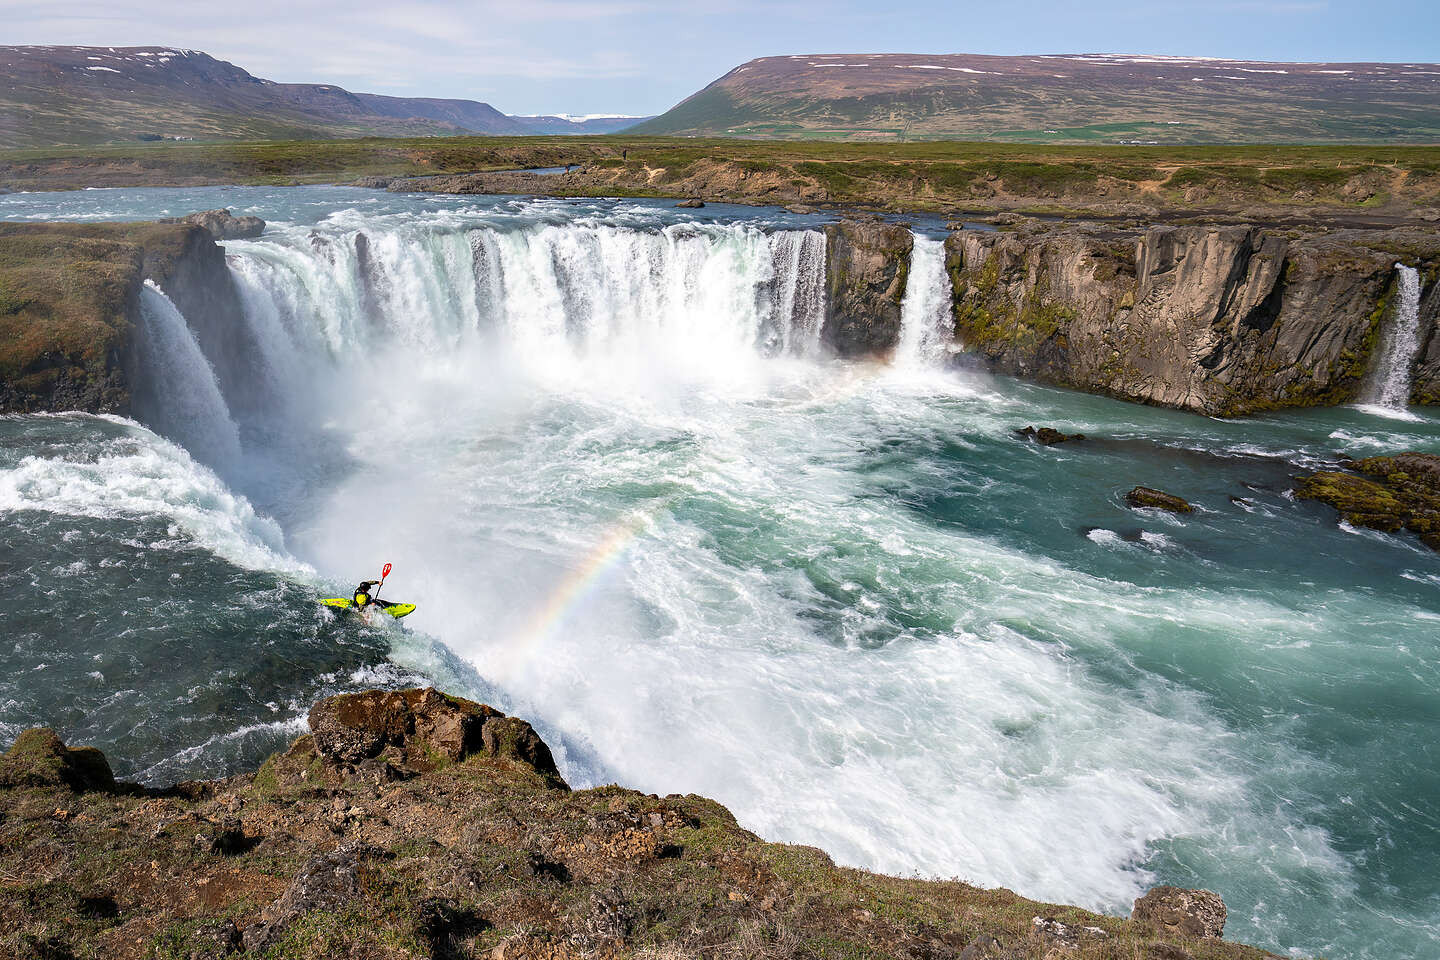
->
[821,219,913,357]
[945,223,1440,415]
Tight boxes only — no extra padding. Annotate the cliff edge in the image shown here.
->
[0,687,1274,960]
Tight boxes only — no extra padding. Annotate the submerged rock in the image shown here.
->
[1296,451,1440,550]
[1131,885,1227,939]
[1015,425,1086,445]
[675,198,705,208]
[1126,486,1194,513]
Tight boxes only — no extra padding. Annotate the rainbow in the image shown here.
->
[494,495,674,680]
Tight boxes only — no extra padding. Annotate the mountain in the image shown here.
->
[511,114,654,135]
[0,46,644,148]
[631,53,1440,143]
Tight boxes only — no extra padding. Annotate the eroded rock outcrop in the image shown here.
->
[162,208,265,241]
[822,219,913,357]
[0,688,1270,959]
[1296,451,1440,550]
[946,224,1440,415]
[1132,886,1228,940]
[309,687,568,788]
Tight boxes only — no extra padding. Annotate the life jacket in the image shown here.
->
[353,581,379,608]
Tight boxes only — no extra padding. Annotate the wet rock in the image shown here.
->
[1131,885,1226,939]
[0,729,116,792]
[822,219,914,357]
[675,198,705,208]
[244,842,372,950]
[1296,452,1440,551]
[162,209,265,240]
[1015,425,1086,445]
[785,203,817,214]
[352,175,396,189]
[1125,487,1194,513]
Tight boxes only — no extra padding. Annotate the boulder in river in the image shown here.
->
[675,198,705,208]
[1015,425,1086,445]
[1125,486,1194,513]
[163,208,265,240]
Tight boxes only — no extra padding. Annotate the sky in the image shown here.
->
[5,1,1439,116]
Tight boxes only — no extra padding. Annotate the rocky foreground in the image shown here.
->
[0,688,1272,960]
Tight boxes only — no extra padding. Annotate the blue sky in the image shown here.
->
[5,1,1438,116]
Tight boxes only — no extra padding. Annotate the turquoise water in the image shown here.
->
[2,186,1437,959]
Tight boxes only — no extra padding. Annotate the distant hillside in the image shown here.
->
[632,53,1440,143]
[512,114,655,135]
[0,46,646,147]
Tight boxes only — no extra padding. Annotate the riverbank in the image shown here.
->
[1,686,1270,959]
[4,136,1440,224]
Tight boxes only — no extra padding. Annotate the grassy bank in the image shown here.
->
[3,136,1439,219]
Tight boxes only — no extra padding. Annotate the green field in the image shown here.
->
[3,136,1439,218]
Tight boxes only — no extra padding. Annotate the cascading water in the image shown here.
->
[133,281,242,472]
[1361,264,1423,411]
[227,220,829,374]
[6,186,1440,960]
[895,233,954,367]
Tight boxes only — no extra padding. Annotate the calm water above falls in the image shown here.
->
[2,186,1438,960]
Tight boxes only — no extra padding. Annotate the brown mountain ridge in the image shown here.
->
[632,53,1440,142]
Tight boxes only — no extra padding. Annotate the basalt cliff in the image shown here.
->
[1,213,1437,418]
[940,222,1440,414]
[0,687,1269,959]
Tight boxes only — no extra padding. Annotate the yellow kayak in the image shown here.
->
[320,598,416,619]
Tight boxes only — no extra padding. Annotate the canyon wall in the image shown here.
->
[933,223,1440,415]
[3,215,1437,419]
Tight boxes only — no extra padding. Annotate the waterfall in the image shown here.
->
[1362,265,1422,410]
[224,221,830,368]
[132,281,243,471]
[895,234,954,367]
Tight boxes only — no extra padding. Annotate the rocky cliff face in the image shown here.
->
[0,687,1262,960]
[1411,268,1440,405]
[821,220,913,357]
[0,220,255,416]
[946,223,1440,415]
